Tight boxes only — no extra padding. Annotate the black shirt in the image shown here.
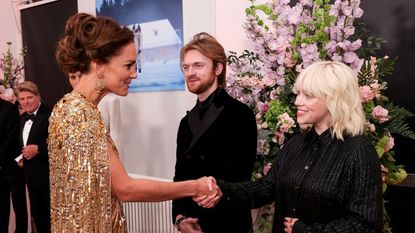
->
[220,128,383,233]
[196,88,221,119]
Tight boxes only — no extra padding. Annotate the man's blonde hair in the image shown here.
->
[293,61,365,140]
[16,81,40,97]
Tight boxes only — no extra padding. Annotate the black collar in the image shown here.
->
[196,88,222,119]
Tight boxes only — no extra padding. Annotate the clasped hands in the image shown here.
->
[22,144,39,160]
[193,176,222,208]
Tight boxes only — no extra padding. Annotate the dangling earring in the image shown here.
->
[95,71,105,93]
[94,79,105,93]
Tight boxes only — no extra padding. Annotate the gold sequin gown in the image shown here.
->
[48,92,127,232]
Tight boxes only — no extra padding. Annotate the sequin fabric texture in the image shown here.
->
[48,92,126,232]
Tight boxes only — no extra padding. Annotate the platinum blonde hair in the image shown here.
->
[293,61,365,140]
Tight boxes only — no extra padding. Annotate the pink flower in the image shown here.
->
[369,56,378,76]
[284,52,296,68]
[350,58,364,73]
[288,5,303,25]
[278,113,296,133]
[256,102,269,113]
[325,40,337,53]
[350,39,362,50]
[384,135,395,152]
[343,51,358,64]
[255,173,263,179]
[381,165,388,182]
[344,26,355,38]
[262,74,277,87]
[0,87,14,102]
[370,81,382,98]
[270,88,281,100]
[360,85,375,102]
[342,6,353,16]
[353,8,364,18]
[272,131,285,145]
[366,122,376,132]
[299,0,313,7]
[331,53,343,62]
[263,163,272,175]
[372,105,389,123]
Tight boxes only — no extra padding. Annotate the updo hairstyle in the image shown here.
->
[56,13,134,76]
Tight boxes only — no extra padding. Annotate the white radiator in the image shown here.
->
[124,173,179,233]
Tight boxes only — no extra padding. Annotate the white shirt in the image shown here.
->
[22,105,40,146]
[16,103,40,162]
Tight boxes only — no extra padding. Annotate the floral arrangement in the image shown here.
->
[0,42,25,102]
[226,0,415,232]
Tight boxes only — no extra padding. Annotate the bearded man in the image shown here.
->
[172,32,257,233]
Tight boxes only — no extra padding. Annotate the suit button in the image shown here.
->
[200,155,205,160]
[304,165,309,170]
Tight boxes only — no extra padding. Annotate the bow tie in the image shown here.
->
[23,113,35,122]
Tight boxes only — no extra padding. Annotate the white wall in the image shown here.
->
[79,0,250,179]
[1,0,249,179]
[119,0,217,179]
[215,0,252,54]
[0,1,22,56]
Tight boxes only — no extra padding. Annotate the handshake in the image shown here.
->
[193,176,222,208]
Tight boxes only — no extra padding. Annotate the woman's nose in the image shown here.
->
[294,95,302,106]
[131,70,138,79]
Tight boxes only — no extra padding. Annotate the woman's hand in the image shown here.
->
[193,177,222,208]
[194,176,217,195]
[284,217,298,233]
[178,217,204,233]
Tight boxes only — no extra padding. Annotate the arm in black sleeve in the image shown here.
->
[34,110,51,161]
[172,118,190,222]
[218,135,297,209]
[218,153,278,209]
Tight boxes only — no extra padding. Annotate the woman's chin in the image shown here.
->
[113,89,128,96]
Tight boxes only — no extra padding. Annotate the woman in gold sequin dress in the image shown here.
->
[48,13,220,233]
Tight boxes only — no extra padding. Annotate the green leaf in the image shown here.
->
[375,136,389,158]
[255,4,273,15]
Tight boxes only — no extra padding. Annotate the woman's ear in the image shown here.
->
[91,60,105,78]
[91,60,99,71]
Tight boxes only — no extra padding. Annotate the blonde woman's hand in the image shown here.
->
[284,217,298,233]
[178,217,204,233]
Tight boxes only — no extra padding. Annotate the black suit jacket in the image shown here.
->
[0,99,23,190]
[19,103,51,191]
[173,89,257,233]
[0,99,20,169]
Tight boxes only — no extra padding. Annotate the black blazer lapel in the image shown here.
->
[19,115,25,147]
[188,103,224,151]
[26,104,46,145]
[187,107,200,136]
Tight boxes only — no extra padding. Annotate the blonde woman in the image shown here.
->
[205,61,383,233]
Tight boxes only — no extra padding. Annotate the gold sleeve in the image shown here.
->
[48,92,112,232]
